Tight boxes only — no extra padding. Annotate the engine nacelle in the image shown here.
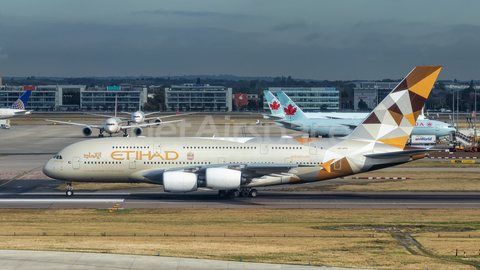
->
[82,126,93,136]
[155,118,161,123]
[133,127,143,136]
[206,168,241,190]
[163,171,197,193]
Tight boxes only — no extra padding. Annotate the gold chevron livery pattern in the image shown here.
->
[348,66,442,149]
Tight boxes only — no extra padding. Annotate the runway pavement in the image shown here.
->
[2,122,480,210]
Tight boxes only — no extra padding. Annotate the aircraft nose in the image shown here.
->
[43,159,59,179]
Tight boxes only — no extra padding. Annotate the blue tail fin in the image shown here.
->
[276,92,309,121]
[10,90,31,110]
[263,91,285,118]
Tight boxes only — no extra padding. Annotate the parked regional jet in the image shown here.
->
[46,97,181,137]
[0,90,32,119]
[45,66,442,197]
[265,91,454,138]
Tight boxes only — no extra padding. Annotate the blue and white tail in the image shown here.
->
[276,92,309,121]
[264,91,285,118]
[10,90,31,110]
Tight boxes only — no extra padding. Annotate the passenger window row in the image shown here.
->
[183,146,257,150]
[84,161,122,165]
[111,146,150,149]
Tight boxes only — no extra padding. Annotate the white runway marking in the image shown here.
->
[0,199,125,203]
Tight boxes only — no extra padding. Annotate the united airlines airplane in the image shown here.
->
[0,90,32,119]
[44,66,443,198]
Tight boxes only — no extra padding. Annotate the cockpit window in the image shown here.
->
[53,155,63,160]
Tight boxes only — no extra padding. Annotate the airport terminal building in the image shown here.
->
[353,82,399,110]
[0,85,148,112]
[165,84,233,112]
[264,87,340,111]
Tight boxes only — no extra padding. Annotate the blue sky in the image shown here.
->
[0,0,479,80]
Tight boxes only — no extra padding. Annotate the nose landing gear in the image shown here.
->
[66,182,74,196]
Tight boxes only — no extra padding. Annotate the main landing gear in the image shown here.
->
[123,129,129,137]
[66,182,74,196]
[218,188,258,198]
[98,130,104,137]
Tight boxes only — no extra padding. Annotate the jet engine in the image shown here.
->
[133,127,143,136]
[206,168,242,190]
[155,118,161,123]
[163,171,198,193]
[82,127,93,136]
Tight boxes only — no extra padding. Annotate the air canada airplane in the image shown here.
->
[0,90,32,119]
[265,91,455,138]
[46,97,181,137]
[44,66,442,198]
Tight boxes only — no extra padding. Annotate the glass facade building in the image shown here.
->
[165,84,233,112]
[264,87,340,111]
[0,85,147,112]
[353,82,399,110]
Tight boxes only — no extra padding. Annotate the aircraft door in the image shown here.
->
[260,143,268,155]
[129,158,136,169]
[436,124,439,132]
[334,160,341,170]
[284,158,292,164]
[72,157,80,169]
[218,157,226,163]
[309,142,317,155]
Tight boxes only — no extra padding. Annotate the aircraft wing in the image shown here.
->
[262,114,285,120]
[119,119,184,130]
[141,163,301,184]
[147,112,196,119]
[276,120,303,128]
[45,119,104,129]
[338,123,358,129]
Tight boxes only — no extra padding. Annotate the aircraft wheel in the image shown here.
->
[98,134,104,138]
[66,190,74,196]
[218,190,226,198]
[123,134,129,137]
[249,189,258,197]
[241,189,250,197]
[228,190,239,198]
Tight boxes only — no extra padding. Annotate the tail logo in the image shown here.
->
[11,100,25,110]
[284,104,297,116]
[269,101,280,110]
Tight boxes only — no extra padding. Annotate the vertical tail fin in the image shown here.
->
[276,92,309,121]
[347,66,442,149]
[263,91,285,118]
[10,90,32,109]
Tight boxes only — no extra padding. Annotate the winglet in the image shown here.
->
[10,90,32,110]
[347,66,442,149]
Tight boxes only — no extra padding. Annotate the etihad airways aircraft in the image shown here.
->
[0,90,32,119]
[44,66,442,198]
[46,97,181,137]
[265,91,455,138]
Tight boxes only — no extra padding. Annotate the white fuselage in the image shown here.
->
[0,109,31,119]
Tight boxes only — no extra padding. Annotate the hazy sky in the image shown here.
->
[0,0,479,80]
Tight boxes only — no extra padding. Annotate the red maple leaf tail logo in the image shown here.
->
[284,104,297,116]
[269,101,280,110]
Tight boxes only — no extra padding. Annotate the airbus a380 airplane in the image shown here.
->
[265,91,455,138]
[45,66,442,197]
[0,90,32,119]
